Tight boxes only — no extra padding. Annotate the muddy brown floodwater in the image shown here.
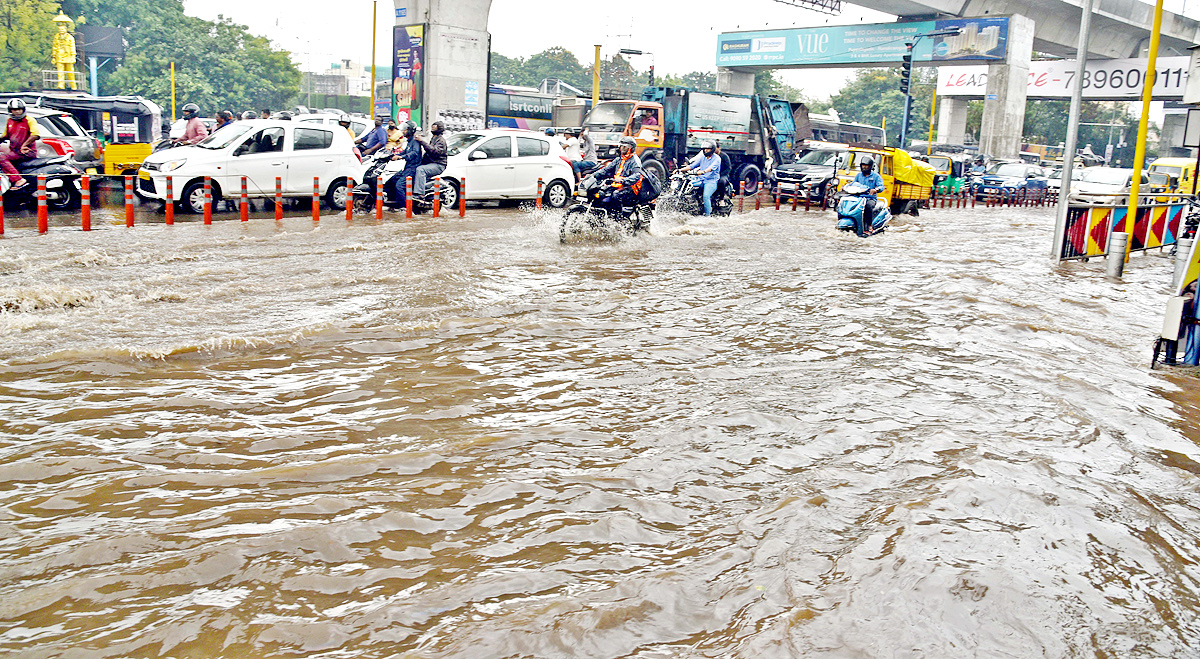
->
[0,202,1198,658]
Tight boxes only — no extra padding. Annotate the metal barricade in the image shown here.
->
[1058,192,1194,261]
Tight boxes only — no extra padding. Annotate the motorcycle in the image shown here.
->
[559,175,654,243]
[835,182,892,237]
[0,153,84,210]
[351,147,407,210]
[658,171,734,217]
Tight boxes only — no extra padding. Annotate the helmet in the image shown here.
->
[337,116,351,125]
[859,156,874,168]
[242,110,257,120]
[402,120,417,135]
[182,103,199,117]
[618,136,636,150]
[217,110,233,122]
[702,140,716,152]
[6,99,26,113]
[544,128,556,136]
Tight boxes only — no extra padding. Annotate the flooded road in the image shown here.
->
[1,202,1198,657]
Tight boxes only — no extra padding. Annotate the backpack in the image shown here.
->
[638,169,663,204]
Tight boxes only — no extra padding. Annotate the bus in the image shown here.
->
[806,112,885,145]
[487,85,554,130]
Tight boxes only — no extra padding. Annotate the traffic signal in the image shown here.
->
[900,44,913,95]
[648,65,655,86]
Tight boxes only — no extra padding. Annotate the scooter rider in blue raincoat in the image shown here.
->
[851,156,885,236]
[677,141,721,215]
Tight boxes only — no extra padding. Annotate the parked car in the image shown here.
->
[1069,167,1164,205]
[0,107,102,172]
[970,161,1049,199]
[137,119,359,213]
[430,129,577,208]
[774,144,846,205]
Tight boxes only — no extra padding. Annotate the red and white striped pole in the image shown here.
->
[80,173,91,231]
[203,176,212,225]
[240,176,249,221]
[459,177,466,217]
[312,177,320,222]
[123,175,134,227]
[345,179,354,221]
[738,180,745,213]
[432,180,441,218]
[164,176,174,225]
[405,176,413,219]
[536,178,543,210]
[37,175,48,233]
[375,176,383,220]
[275,176,283,221]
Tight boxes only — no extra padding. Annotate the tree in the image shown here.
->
[829,67,935,147]
[525,47,588,91]
[0,0,61,91]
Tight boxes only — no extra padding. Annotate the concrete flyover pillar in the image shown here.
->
[937,97,969,146]
[394,0,491,130]
[978,14,1034,160]
[717,68,756,95]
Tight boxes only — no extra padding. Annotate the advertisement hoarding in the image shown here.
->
[937,57,1190,99]
[393,24,424,124]
[716,17,1009,68]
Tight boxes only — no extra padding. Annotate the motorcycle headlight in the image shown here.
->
[161,158,187,172]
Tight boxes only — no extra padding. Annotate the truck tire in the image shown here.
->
[735,163,762,195]
[642,158,667,185]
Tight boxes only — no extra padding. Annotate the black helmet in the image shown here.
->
[182,102,199,118]
[702,140,715,153]
[859,156,874,170]
[217,110,233,122]
[6,99,26,114]
[402,120,417,135]
[618,136,636,150]
[545,127,556,136]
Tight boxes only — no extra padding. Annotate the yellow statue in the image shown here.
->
[51,13,77,90]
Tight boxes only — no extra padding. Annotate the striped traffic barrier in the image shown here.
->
[123,175,134,227]
[774,183,780,210]
[375,176,383,220]
[275,177,283,221]
[459,177,466,217]
[80,174,90,231]
[203,177,212,225]
[405,176,413,219]
[312,177,320,222]
[755,186,761,211]
[738,180,745,212]
[346,179,354,221]
[240,176,249,222]
[536,178,543,210]
[37,175,48,233]
[432,180,441,218]
[791,189,798,212]
[164,176,174,225]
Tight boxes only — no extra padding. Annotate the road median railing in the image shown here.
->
[1058,192,1191,261]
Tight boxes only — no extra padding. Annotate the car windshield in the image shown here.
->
[446,133,483,156]
[987,163,1029,177]
[1151,165,1182,179]
[197,124,252,149]
[584,103,634,130]
[1079,168,1132,185]
[927,156,950,171]
[795,150,840,166]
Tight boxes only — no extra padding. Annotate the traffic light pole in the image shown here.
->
[898,43,913,148]
[899,92,913,149]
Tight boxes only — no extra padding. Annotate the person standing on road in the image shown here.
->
[0,99,39,191]
[178,103,209,145]
[357,116,389,156]
[413,121,447,200]
[573,128,597,184]
[677,141,720,216]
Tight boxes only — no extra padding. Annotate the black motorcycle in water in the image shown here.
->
[657,171,733,217]
[0,154,83,210]
[559,175,654,243]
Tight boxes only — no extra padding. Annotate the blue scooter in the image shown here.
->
[835,182,892,237]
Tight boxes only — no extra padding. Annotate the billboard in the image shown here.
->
[716,17,1009,68]
[937,57,1190,100]
[393,24,424,124]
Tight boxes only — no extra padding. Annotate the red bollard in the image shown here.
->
[755,186,761,211]
[37,175,48,233]
[805,189,811,211]
[346,179,354,221]
[81,174,91,231]
[774,184,780,210]
[123,175,134,227]
[275,177,283,221]
[204,177,212,225]
[375,176,383,220]
[971,189,976,208]
[405,176,413,219]
[164,176,174,225]
[432,180,441,218]
[536,178,543,210]
[312,177,320,222]
[738,180,745,213]
[459,177,466,218]
[792,189,798,212]
[240,176,249,222]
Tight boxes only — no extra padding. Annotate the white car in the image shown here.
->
[1068,167,1156,205]
[138,119,360,213]
[430,129,576,208]
[295,113,372,141]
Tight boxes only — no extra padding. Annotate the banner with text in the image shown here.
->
[393,24,424,124]
[716,17,1009,68]
[938,57,1190,100]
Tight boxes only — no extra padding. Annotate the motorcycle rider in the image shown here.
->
[213,110,234,132]
[714,142,732,201]
[851,156,885,236]
[412,121,448,202]
[178,103,209,145]
[573,128,598,184]
[0,99,40,191]
[677,141,720,215]
[385,120,423,207]
[590,136,644,216]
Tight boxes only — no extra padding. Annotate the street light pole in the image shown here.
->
[618,49,655,88]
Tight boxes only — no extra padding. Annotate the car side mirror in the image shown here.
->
[469,151,489,161]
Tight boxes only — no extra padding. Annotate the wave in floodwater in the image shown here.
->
[0,205,1198,658]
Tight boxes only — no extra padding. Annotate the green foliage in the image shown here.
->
[829,68,935,147]
[657,71,716,91]
[58,0,299,116]
[0,0,62,91]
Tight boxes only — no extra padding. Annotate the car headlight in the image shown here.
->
[161,159,187,172]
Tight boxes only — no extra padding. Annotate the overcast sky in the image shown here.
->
[182,0,899,101]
